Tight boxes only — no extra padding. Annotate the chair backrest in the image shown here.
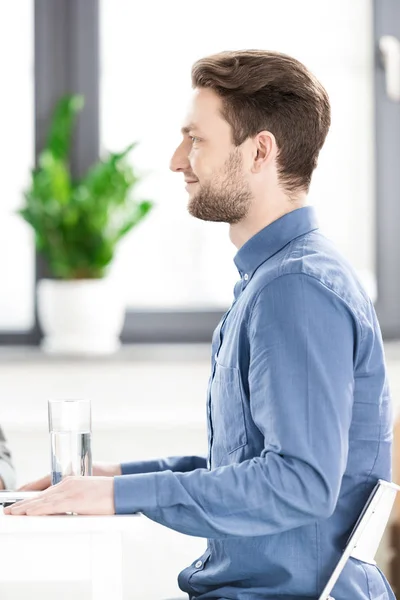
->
[318,480,400,600]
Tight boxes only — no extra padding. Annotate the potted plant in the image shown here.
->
[19,94,153,355]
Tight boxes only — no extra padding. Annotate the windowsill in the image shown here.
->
[385,341,400,362]
[0,343,211,364]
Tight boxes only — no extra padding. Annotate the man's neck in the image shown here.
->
[229,198,307,250]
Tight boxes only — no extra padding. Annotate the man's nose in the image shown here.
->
[170,144,190,173]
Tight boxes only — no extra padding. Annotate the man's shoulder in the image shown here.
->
[253,230,372,320]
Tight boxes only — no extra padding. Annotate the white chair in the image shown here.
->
[319,479,400,600]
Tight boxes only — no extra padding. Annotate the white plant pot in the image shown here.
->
[37,278,126,356]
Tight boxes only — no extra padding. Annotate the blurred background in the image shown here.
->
[1,0,400,598]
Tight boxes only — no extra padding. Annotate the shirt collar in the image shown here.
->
[233,206,319,282]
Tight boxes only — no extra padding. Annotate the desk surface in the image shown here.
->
[0,510,140,533]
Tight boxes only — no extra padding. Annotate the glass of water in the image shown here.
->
[48,399,93,486]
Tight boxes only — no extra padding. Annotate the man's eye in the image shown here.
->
[190,136,200,143]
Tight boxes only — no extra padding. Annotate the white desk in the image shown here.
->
[0,510,140,600]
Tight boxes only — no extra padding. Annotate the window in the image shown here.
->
[3,0,400,345]
[0,2,35,331]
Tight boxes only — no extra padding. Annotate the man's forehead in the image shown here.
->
[181,90,225,133]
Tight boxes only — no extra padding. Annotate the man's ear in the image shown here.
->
[252,131,276,173]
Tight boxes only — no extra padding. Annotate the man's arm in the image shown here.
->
[0,426,16,489]
[18,456,208,492]
[121,455,207,475]
[114,274,356,538]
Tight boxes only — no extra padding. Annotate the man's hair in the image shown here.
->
[191,50,331,193]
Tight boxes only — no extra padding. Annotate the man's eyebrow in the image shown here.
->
[181,123,200,135]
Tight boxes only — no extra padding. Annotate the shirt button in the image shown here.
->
[244,273,249,281]
[195,560,203,568]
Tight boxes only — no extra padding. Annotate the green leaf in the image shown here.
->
[18,93,154,279]
[115,200,154,241]
[46,95,84,160]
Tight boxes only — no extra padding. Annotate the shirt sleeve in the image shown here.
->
[0,426,16,490]
[121,455,207,475]
[114,273,356,538]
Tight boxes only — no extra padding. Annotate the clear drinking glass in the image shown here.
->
[48,399,93,485]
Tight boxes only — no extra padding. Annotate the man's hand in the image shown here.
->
[4,476,115,516]
[18,463,122,491]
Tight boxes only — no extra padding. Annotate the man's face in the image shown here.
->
[170,88,252,224]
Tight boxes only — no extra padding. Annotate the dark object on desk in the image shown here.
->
[0,491,40,507]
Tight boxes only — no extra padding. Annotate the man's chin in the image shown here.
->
[187,203,211,222]
[187,203,225,223]
[187,193,229,223]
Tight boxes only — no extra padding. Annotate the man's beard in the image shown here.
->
[187,150,252,225]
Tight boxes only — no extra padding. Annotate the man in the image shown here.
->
[7,50,395,599]
[0,426,15,490]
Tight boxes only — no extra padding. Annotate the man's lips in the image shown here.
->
[185,179,199,190]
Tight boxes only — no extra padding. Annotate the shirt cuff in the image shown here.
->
[114,473,159,514]
[0,460,16,490]
[121,459,162,476]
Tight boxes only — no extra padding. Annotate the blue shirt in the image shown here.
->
[114,206,395,600]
